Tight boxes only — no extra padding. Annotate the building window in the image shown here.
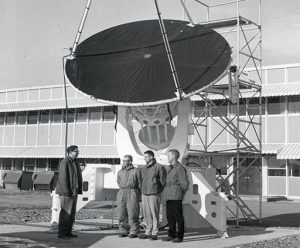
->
[268,169,286,176]
[27,111,38,124]
[66,86,76,99]
[3,158,13,170]
[89,107,101,121]
[289,160,300,177]
[17,112,27,125]
[28,89,39,101]
[103,106,115,121]
[76,108,88,122]
[36,159,47,171]
[5,112,15,125]
[14,159,23,170]
[85,158,120,164]
[49,158,60,171]
[63,108,75,123]
[248,98,266,115]
[268,156,285,168]
[267,96,285,115]
[39,110,50,124]
[0,92,6,103]
[24,158,35,171]
[0,113,5,125]
[51,87,63,99]
[194,101,206,118]
[212,100,228,117]
[51,109,62,123]
[288,95,300,114]
[267,156,286,176]
[230,100,246,116]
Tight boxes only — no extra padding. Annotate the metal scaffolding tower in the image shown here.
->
[182,0,263,227]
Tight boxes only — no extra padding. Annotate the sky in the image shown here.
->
[0,0,299,90]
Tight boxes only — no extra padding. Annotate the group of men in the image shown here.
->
[55,145,189,243]
[117,149,189,242]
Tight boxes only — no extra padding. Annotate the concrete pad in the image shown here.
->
[0,222,299,248]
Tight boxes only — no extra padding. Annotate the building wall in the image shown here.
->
[2,94,300,149]
[192,96,300,145]
[0,106,116,147]
[1,64,300,197]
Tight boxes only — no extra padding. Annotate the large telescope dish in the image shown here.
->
[65,19,231,106]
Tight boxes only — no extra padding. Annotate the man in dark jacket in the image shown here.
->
[138,150,166,240]
[163,149,188,243]
[56,145,83,239]
[117,155,142,238]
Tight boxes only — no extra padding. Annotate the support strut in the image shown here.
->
[153,0,183,100]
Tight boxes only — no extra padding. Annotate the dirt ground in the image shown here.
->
[0,189,117,224]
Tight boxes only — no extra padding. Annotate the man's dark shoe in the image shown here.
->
[138,233,150,239]
[172,237,183,243]
[128,234,138,238]
[150,235,157,240]
[119,233,128,238]
[66,233,78,238]
[57,234,70,239]
[163,236,175,241]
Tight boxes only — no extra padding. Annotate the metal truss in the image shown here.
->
[183,0,263,227]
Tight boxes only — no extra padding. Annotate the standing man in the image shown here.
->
[139,150,166,240]
[117,155,142,238]
[163,149,188,243]
[56,145,83,239]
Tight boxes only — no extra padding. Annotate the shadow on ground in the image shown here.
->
[1,231,117,248]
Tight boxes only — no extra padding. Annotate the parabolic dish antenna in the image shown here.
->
[65,19,231,106]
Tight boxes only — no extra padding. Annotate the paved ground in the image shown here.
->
[0,189,299,247]
[0,221,299,248]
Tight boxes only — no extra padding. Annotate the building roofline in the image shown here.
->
[0,63,299,93]
[0,84,65,93]
[246,62,300,71]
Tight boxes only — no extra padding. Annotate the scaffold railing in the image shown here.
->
[184,0,263,227]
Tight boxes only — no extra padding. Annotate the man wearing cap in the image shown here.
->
[117,155,142,238]
[56,145,83,239]
[139,150,166,240]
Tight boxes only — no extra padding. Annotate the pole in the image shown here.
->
[205,99,209,152]
[71,0,93,57]
[65,0,93,153]
[62,56,69,157]
[153,0,183,100]
[179,0,195,24]
[235,0,240,228]
[258,0,263,223]
[111,199,115,227]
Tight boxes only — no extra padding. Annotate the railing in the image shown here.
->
[246,63,300,84]
[181,0,249,24]
[0,84,84,104]
[0,63,300,105]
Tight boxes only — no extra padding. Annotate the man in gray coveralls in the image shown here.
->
[117,155,142,238]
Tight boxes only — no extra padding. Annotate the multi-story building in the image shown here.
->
[1,63,300,199]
